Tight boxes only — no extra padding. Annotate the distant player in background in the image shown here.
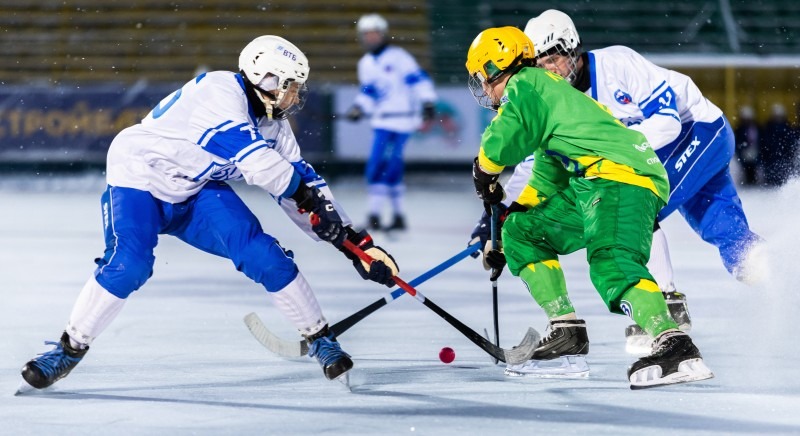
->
[466,26,713,388]
[472,10,765,354]
[19,35,399,391]
[345,13,438,232]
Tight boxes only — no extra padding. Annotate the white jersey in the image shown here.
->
[106,71,349,237]
[502,46,725,203]
[587,46,723,151]
[354,45,437,133]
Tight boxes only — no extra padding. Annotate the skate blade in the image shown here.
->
[15,379,38,396]
[335,370,352,391]
[504,355,589,378]
[625,335,653,356]
[630,358,714,390]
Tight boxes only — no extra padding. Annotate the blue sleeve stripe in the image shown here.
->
[640,85,678,119]
[291,160,323,183]
[655,109,681,123]
[279,171,302,199]
[404,70,430,85]
[198,120,235,147]
[232,140,269,163]
[638,81,669,108]
[588,52,598,100]
[361,84,379,100]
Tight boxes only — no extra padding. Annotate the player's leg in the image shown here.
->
[22,186,162,389]
[365,129,393,230]
[679,167,765,283]
[625,221,692,354]
[383,131,411,231]
[576,178,713,388]
[501,189,590,377]
[171,182,351,380]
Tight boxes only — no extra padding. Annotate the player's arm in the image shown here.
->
[347,57,377,121]
[622,49,681,150]
[398,49,437,120]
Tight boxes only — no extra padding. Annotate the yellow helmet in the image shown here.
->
[465,26,535,84]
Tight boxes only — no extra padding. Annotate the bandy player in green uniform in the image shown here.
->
[466,26,714,389]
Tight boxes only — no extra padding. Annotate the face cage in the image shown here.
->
[263,81,308,120]
[468,74,498,111]
[536,41,580,84]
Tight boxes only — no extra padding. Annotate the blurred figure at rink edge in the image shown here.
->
[466,26,713,388]
[471,9,766,355]
[344,13,438,233]
[760,103,798,187]
[19,35,401,391]
[733,105,761,186]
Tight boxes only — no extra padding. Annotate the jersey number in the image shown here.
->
[152,89,182,119]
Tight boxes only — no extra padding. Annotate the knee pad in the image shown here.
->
[94,251,155,299]
[233,235,299,292]
[588,246,652,312]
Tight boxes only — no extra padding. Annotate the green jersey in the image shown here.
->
[478,67,669,205]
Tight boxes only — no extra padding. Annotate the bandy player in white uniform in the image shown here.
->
[472,10,765,356]
[345,13,438,232]
[20,36,399,391]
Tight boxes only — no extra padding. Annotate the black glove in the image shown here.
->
[341,227,399,287]
[422,102,435,122]
[291,184,346,248]
[472,202,527,279]
[485,249,506,280]
[344,105,364,122]
[472,157,505,208]
[468,204,506,258]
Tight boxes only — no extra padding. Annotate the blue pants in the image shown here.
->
[365,129,410,186]
[94,182,298,298]
[656,116,760,273]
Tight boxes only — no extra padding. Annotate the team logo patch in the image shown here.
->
[620,300,632,318]
[614,89,633,104]
[499,95,509,105]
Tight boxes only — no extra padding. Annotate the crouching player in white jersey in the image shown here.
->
[471,9,765,366]
[19,35,399,391]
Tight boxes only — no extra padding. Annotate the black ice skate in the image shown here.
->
[625,291,692,355]
[385,214,406,232]
[628,330,714,389]
[306,326,353,381]
[504,319,590,378]
[20,332,88,391]
[367,214,381,232]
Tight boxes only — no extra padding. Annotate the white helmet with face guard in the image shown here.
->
[239,35,310,119]
[524,9,582,84]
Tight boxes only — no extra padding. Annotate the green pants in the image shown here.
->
[503,178,676,334]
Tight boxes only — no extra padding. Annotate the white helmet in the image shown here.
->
[356,14,389,52]
[238,35,310,119]
[524,9,582,84]
[356,14,388,34]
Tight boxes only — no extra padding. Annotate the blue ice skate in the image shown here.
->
[21,332,88,390]
[307,329,353,380]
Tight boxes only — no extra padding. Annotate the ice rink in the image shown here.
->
[2,173,799,435]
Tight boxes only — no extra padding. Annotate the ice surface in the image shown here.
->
[2,174,799,434]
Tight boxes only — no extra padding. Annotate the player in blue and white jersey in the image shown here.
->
[20,36,399,390]
[345,13,438,232]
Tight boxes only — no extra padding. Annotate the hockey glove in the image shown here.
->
[344,105,364,122]
[292,184,346,248]
[472,157,505,209]
[341,227,399,287]
[422,102,436,122]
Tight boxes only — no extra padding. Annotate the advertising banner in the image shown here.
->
[333,86,492,163]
